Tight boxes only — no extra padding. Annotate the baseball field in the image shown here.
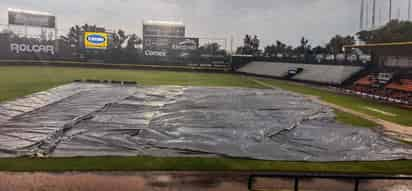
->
[0,65,411,174]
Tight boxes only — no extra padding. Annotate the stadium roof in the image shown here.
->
[8,8,53,16]
[344,41,412,56]
[143,20,184,27]
[344,41,412,48]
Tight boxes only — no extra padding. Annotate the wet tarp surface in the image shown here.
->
[0,83,411,161]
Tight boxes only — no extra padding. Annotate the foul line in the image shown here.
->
[364,107,397,117]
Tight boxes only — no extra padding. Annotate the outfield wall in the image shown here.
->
[0,33,230,66]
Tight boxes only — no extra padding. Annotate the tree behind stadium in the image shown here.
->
[357,20,412,43]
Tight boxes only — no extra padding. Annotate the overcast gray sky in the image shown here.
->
[1,0,411,48]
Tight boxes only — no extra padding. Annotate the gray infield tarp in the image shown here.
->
[0,83,411,161]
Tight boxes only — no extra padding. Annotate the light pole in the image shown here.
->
[409,0,411,20]
[372,0,376,28]
[360,0,365,30]
[389,0,392,21]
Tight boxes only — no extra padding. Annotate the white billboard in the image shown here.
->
[143,37,199,57]
[8,8,56,28]
[143,20,185,38]
[143,37,198,50]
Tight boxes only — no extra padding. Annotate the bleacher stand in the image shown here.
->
[237,61,364,85]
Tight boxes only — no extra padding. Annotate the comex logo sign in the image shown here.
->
[10,43,55,55]
[84,32,108,49]
[144,50,167,57]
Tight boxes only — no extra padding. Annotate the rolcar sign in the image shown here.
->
[10,43,55,55]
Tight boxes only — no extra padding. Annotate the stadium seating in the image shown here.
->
[350,73,412,106]
[386,79,412,92]
[355,75,376,86]
[237,61,364,85]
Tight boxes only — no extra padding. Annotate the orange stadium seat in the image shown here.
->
[386,79,412,92]
[355,75,376,86]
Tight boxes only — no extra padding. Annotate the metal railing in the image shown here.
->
[248,173,412,191]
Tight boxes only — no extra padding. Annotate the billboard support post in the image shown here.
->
[24,24,27,38]
[54,17,59,53]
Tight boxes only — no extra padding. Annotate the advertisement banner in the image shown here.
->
[143,21,185,38]
[0,34,56,59]
[143,37,199,57]
[8,9,56,28]
[10,43,55,55]
[84,32,109,49]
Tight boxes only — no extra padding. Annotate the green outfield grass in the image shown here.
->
[333,110,377,128]
[0,66,261,102]
[0,157,411,174]
[0,66,375,127]
[0,65,411,173]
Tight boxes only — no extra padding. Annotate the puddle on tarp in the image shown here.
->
[0,83,411,161]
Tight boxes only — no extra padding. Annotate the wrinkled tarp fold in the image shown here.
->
[0,83,411,161]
